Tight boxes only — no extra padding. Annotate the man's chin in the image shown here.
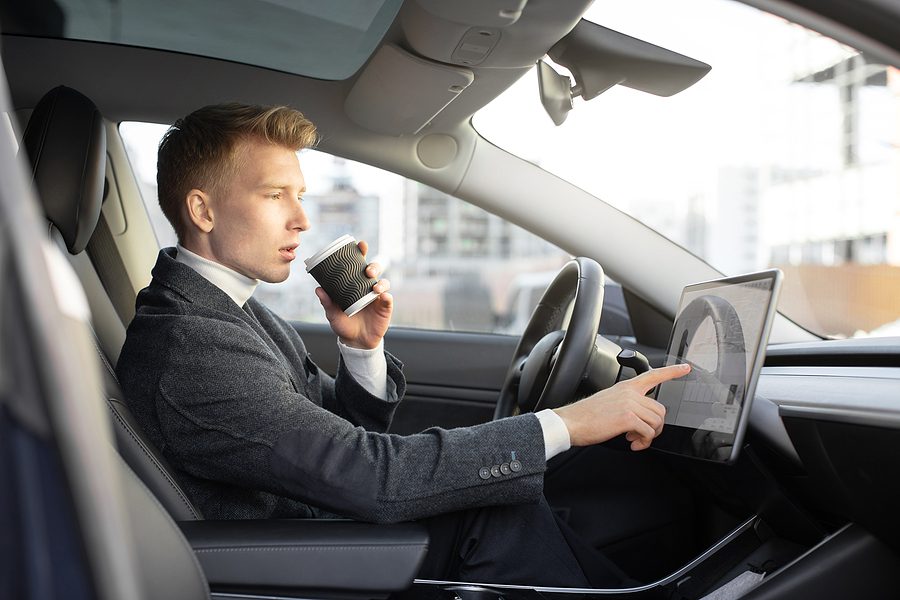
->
[259,268,291,284]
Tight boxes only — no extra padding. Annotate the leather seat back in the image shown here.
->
[23,85,105,255]
[22,85,202,521]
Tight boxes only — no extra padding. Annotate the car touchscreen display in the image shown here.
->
[652,270,782,463]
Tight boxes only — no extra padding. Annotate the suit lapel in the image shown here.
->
[241,302,302,391]
[151,248,303,392]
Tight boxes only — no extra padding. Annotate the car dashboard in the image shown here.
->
[754,337,900,547]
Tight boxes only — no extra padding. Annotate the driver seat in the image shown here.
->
[20,85,429,597]
[22,85,203,521]
[18,85,210,600]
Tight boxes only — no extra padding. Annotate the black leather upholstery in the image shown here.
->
[109,393,203,521]
[22,86,106,254]
[180,519,428,593]
[97,337,202,519]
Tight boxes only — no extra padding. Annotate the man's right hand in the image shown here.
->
[553,363,691,451]
[315,240,393,351]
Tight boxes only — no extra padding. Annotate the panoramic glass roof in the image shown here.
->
[0,0,402,80]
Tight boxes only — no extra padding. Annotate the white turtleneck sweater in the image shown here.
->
[173,244,570,460]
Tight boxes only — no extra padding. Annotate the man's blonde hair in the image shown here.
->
[157,103,318,242]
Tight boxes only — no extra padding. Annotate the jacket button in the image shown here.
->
[510,460,522,472]
[500,463,511,475]
[490,465,501,478]
[479,467,491,480]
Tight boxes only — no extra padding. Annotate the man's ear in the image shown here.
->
[185,189,214,234]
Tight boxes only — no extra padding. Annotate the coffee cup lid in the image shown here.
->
[304,234,356,271]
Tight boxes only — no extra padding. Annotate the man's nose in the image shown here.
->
[292,203,311,232]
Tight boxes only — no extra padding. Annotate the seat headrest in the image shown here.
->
[22,86,106,254]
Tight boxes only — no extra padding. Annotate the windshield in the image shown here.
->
[475,0,900,339]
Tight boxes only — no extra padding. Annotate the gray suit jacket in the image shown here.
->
[117,248,547,522]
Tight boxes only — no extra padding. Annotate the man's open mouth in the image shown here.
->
[279,244,299,260]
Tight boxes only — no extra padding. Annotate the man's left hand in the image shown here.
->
[315,240,392,350]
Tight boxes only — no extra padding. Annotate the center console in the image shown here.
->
[402,517,900,600]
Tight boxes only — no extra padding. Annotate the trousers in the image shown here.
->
[416,496,630,588]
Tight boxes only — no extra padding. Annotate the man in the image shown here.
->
[117,103,690,587]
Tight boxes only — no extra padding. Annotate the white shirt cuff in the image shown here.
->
[337,339,388,400]
[535,409,572,461]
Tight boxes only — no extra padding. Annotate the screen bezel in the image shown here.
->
[651,269,783,464]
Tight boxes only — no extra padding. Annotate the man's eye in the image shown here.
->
[268,193,281,200]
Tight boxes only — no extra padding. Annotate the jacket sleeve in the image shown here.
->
[269,411,548,524]
[267,308,404,433]
[156,318,546,523]
[321,351,405,433]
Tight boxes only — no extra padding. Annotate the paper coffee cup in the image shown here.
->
[304,235,379,316]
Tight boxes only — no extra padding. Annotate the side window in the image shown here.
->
[120,122,628,335]
[120,122,178,248]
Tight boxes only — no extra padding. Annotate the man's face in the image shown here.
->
[206,138,310,283]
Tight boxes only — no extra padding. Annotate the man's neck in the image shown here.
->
[175,244,259,307]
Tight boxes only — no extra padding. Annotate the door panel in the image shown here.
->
[293,323,517,433]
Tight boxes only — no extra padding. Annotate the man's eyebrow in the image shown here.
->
[259,183,307,193]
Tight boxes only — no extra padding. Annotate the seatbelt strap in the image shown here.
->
[86,215,136,326]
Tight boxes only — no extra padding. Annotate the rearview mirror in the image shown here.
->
[537,19,711,126]
[537,60,574,125]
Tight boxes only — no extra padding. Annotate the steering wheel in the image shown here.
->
[493,257,604,419]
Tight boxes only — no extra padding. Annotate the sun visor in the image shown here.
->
[345,45,474,136]
[549,20,711,100]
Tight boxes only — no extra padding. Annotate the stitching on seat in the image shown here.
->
[27,88,56,182]
[86,327,200,519]
[88,329,200,518]
[88,326,116,379]
[108,404,201,520]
